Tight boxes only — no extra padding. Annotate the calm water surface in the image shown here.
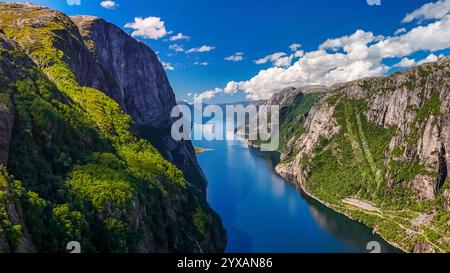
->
[194,136,400,253]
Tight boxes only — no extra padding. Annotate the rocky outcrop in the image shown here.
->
[0,2,226,253]
[276,101,340,183]
[0,94,13,165]
[71,16,174,127]
[71,15,208,193]
[272,57,450,252]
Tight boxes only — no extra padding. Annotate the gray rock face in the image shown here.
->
[0,33,20,166]
[0,33,36,253]
[278,58,450,201]
[265,85,328,109]
[0,3,226,252]
[274,57,450,252]
[72,16,175,127]
[71,16,208,192]
[0,95,13,165]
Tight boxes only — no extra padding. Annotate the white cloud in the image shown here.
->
[195,88,223,100]
[294,50,305,58]
[67,0,80,5]
[186,45,215,53]
[254,52,288,65]
[161,61,175,71]
[403,0,450,23]
[169,33,190,41]
[254,49,304,68]
[194,61,209,66]
[367,0,381,6]
[100,1,118,9]
[393,57,416,68]
[394,28,407,35]
[124,17,168,40]
[225,52,244,62]
[289,43,302,51]
[210,14,450,101]
[224,81,239,94]
[169,44,185,52]
[320,29,383,52]
[273,55,294,68]
[370,15,450,59]
[417,53,443,65]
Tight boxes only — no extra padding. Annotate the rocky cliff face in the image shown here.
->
[72,16,175,127]
[0,2,225,253]
[0,32,36,253]
[272,58,450,252]
[71,15,208,193]
[0,94,13,165]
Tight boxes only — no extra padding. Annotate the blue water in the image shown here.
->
[194,136,400,253]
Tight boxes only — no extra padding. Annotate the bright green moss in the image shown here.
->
[193,207,209,234]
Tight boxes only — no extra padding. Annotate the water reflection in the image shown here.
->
[195,123,400,253]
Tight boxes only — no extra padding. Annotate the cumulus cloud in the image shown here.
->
[169,44,185,52]
[254,52,288,65]
[186,45,215,53]
[367,0,381,6]
[393,57,416,68]
[195,88,223,100]
[100,1,118,9]
[203,13,450,101]
[67,0,80,5]
[161,61,175,71]
[225,52,244,62]
[289,43,302,51]
[194,61,209,66]
[254,43,307,68]
[294,50,305,58]
[169,33,190,41]
[124,17,168,39]
[417,53,444,64]
[394,28,407,35]
[402,0,450,23]
[370,15,450,58]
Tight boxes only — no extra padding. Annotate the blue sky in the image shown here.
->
[7,0,450,103]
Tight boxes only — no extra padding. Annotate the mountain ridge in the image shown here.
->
[263,57,450,252]
[0,2,226,253]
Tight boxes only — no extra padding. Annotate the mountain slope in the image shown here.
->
[70,16,209,195]
[272,58,450,252]
[0,2,225,253]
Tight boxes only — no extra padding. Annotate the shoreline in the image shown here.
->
[246,142,408,253]
[279,173,407,253]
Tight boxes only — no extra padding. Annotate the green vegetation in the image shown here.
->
[0,166,23,250]
[275,94,318,164]
[406,94,441,148]
[279,94,317,152]
[0,8,220,252]
[290,92,450,252]
[306,99,396,201]
[193,207,209,234]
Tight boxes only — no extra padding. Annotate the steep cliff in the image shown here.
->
[0,2,225,253]
[71,15,208,194]
[272,58,450,252]
[0,32,36,253]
